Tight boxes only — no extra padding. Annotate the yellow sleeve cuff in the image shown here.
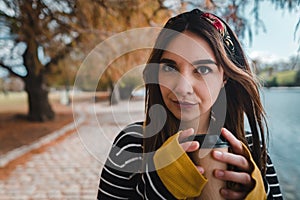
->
[153,132,207,199]
[242,143,267,200]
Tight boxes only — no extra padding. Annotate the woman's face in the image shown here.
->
[158,31,225,124]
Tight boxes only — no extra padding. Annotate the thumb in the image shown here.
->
[178,128,195,142]
[179,128,199,152]
[181,141,199,152]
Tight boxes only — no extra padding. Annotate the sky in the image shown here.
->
[243,1,300,63]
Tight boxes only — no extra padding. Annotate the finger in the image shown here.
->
[221,128,243,154]
[220,188,247,200]
[178,128,195,142]
[212,150,250,172]
[181,141,199,152]
[196,166,205,174]
[214,169,253,186]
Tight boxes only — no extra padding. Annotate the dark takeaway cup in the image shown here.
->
[184,134,229,200]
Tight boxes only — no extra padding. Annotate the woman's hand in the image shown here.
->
[212,128,255,200]
[178,128,205,174]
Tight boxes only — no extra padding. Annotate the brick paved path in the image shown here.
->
[0,100,145,200]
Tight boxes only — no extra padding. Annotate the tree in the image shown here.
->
[0,0,170,121]
[0,0,85,121]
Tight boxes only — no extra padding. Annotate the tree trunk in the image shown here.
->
[108,77,120,105]
[22,38,55,122]
[24,76,55,122]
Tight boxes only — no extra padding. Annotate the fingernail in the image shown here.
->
[189,128,195,134]
[222,127,228,132]
[220,188,228,195]
[214,151,222,158]
[197,166,204,174]
[216,170,224,177]
[191,141,199,149]
[221,128,229,135]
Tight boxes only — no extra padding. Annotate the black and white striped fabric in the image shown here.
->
[97,122,283,199]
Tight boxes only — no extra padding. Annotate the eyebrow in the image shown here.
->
[159,58,216,65]
[192,59,216,65]
[159,58,176,64]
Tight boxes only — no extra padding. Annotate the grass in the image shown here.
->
[0,91,76,113]
[0,92,28,113]
[259,70,297,86]
[276,70,297,85]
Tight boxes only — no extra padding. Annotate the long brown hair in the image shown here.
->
[143,9,268,174]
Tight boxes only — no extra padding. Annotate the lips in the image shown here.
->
[172,100,198,109]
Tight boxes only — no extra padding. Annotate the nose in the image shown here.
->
[173,73,194,97]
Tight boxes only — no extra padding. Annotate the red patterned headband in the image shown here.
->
[164,9,236,56]
[201,13,235,55]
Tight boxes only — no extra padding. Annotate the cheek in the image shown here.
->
[159,84,172,105]
[194,83,210,103]
[196,76,223,104]
[159,74,176,97]
[159,73,175,88]
[159,85,168,99]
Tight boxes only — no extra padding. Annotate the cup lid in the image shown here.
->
[182,134,229,149]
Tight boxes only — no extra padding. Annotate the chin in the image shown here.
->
[175,113,199,122]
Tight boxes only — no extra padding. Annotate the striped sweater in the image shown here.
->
[97,122,283,199]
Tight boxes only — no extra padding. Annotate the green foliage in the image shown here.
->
[264,76,278,87]
[295,70,300,86]
[259,70,300,87]
[276,70,297,86]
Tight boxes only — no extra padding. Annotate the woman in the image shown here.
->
[97,9,282,199]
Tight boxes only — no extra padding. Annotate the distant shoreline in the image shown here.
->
[263,86,300,90]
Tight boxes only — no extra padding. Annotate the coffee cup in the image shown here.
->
[184,134,229,200]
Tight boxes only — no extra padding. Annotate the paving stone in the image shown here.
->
[1,101,145,199]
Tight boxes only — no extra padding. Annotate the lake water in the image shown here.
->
[261,87,300,199]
